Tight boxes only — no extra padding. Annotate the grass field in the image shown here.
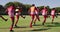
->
[0,15,60,32]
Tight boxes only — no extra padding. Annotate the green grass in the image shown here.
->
[0,15,60,32]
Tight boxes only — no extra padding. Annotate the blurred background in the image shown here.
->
[0,0,60,15]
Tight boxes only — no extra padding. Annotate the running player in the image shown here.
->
[41,6,48,25]
[28,4,40,27]
[51,8,56,24]
[6,4,15,31]
[15,6,25,27]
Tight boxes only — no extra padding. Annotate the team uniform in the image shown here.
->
[42,8,48,25]
[15,8,21,17]
[6,5,15,31]
[29,6,36,27]
[51,9,55,23]
[29,6,40,27]
[7,6,15,17]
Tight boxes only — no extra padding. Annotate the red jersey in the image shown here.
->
[6,6,15,17]
[42,9,47,15]
[51,10,55,15]
[35,8,39,14]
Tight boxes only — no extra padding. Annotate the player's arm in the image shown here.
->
[40,9,43,14]
[38,8,40,12]
[5,8,8,14]
[37,8,40,12]
[19,8,22,12]
[28,8,31,14]
[46,9,48,14]
[20,14,25,19]
[19,8,25,19]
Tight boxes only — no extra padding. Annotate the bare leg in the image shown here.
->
[34,15,40,25]
[30,15,35,28]
[42,15,47,25]
[10,17,14,31]
[34,16,37,25]
[21,15,25,19]
[52,15,54,24]
[36,15,40,21]
[0,15,8,21]
[15,15,19,27]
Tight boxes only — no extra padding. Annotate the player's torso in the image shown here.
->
[51,10,55,15]
[7,6,14,13]
[42,9,47,15]
[30,6,35,12]
[7,6,15,17]
[15,9,21,15]
[42,9,46,14]
[30,6,38,14]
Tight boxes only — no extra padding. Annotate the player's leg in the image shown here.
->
[10,17,14,31]
[52,15,54,24]
[21,15,25,19]
[42,15,47,25]
[55,14,58,18]
[34,15,40,25]
[15,15,19,27]
[30,14,34,28]
[36,15,40,21]
[0,15,8,21]
[34,16,37,25]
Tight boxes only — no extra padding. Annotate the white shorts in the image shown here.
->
[16,13,21,15]
[42,13,45,15]
[35,11,38,14]
[30,12,35,15]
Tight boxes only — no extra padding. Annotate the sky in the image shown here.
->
[0,0,60,8]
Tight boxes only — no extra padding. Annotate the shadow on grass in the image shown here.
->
[10,30,14,32]
[45,22,60,27]
[14,26,27,28]
[0,26,27,29]
[30,28,50,31]
[32,24,42,26]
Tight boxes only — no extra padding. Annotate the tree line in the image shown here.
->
[0,1,60,15]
